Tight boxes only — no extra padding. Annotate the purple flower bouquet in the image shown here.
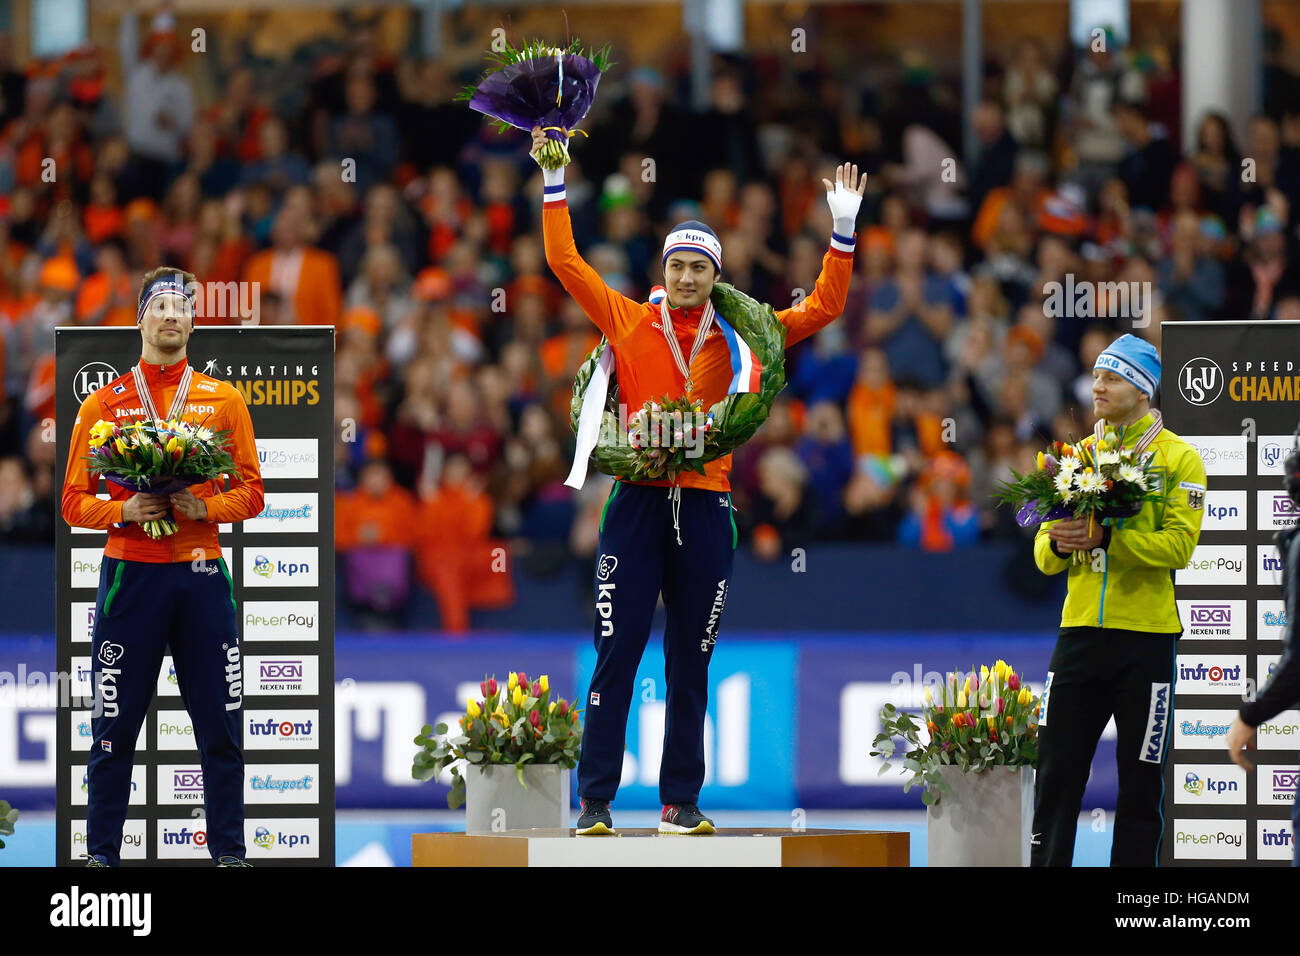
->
[457,37,613,169]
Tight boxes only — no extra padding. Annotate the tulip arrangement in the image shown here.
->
[412,672,583,810]
[83,417,239,538]
[871,660,1042,806]
[993,430,1164,563]
[623,396,714,480]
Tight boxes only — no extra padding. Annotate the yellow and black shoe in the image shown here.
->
[575,798,615,835]
[658,804,716,834]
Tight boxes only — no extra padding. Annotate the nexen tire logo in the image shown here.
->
[1141,683,1170,763]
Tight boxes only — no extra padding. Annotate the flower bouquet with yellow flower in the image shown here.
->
[871,661,1043,806]
[992,429,1165,563]
[412,672,583,809]
[82,417,240,539]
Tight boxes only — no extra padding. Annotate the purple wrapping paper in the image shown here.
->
[104,474,205,496]
[1015,500,1072,528]
[1014,497,1144,528]
[468,52,604,139]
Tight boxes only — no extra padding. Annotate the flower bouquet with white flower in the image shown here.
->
[994,429,1164,562]
[82,417,240,539]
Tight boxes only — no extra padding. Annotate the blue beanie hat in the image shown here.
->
[662,219,722,274]
[1094,333,1161,397]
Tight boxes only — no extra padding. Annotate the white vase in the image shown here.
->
[463,763,571,834]
[926,764,1034,867]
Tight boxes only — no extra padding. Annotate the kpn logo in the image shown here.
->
[254,554,274,579]
[253,826,275,850]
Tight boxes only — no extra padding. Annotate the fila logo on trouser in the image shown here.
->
[595,553,617,638]
[1140,682,1171,763]
[700,579,728,652]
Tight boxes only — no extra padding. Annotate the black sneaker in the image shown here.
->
[83,854,110,867]
[659,804,715,834]
[575,798,615,835]
[216,856,252,867]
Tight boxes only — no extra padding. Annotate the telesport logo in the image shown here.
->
[253,826,275,850]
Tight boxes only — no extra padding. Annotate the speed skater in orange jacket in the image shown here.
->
[532,126,865,835]
[63,268,263,866]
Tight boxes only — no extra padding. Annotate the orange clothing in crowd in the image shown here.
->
[415,485,513,633]
[971,186,1049,249]
[84,203,125,243]
[335,482,418,550]
[76,272,136,326]
[60,357,266,563]
[542,191,856,492]
[241,246,342,327]
[25,354,55,424]
[846,381,897,456]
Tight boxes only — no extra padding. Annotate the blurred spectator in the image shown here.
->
[747,446,820,559]
[1003,40,1057,149]
[241,205,342,326]
[1114,99,1179,212]
[898,451,979,551]
[969,100,1019,214]
[119,11,195,201]
[865,228,954,388]
[336,459,417,625]
[1190,112,1241,221]
[1158,210,1226,321]
[415,453,513,633]
[327,65,398,196]
[794,400,854,526]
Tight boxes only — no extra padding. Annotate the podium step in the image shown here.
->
[412,828,908,867]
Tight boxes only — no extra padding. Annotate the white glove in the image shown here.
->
[824,167,864,238]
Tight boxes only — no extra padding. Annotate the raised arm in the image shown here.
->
[777,162,864,347]
[533,126,643,344]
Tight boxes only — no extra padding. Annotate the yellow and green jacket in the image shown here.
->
[1033,411,1207,633]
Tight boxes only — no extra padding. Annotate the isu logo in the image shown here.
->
[1179,357,1223,406]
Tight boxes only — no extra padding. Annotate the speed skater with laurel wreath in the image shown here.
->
[531,123,864,835]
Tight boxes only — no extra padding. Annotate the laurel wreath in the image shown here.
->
[570,282,787,482]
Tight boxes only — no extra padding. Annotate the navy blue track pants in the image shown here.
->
[577,481,737,806]
[88,555,244,864]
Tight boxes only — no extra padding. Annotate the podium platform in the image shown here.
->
[412,828,908,867]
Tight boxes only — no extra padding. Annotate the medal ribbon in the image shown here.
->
[131,362,193,426]
[659,298,715,394]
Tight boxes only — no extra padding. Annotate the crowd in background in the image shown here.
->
[3,9,1300,626]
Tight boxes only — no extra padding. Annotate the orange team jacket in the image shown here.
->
[543,195,856,491]
[61,356,265,563]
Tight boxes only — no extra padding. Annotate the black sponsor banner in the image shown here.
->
[55,327,335,866]
[1160,321,1299,867]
